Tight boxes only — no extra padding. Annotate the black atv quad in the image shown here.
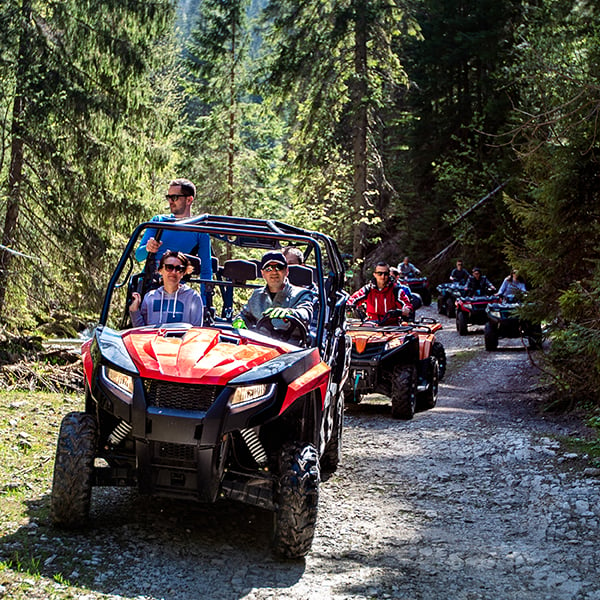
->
[484,295,543,351]
[399,275,432,306]
[436,282,467,318]
[50,215,350,559]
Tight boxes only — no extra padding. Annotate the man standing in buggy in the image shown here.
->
[135,178,213,302]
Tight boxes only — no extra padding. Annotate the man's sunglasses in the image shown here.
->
[374,271,390,276]
[165,194,187,201]
[163,263,186,273]
[263,264,286,272]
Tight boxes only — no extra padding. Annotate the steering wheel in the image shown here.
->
[255,313,309,347]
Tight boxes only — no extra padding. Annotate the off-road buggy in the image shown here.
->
[343,310,446,419]
[399,275,432,306]
[50,215,351,559]
[455,291,497,336]
[484,295,543,351]
[436,282,467,318]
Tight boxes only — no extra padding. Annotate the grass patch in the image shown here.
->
[560,413,600,467]
[0,389,86,598]
[446,349,478,373]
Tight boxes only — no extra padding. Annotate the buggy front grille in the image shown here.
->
[158,442,196,462]
[144,380,224,412]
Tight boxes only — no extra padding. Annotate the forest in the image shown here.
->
[0,0,599,408]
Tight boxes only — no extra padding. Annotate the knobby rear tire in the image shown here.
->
[50,412,98,528]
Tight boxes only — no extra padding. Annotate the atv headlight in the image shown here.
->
[230,384,272,407]
[385,338,406,351]
[489,310,501,319]
[463,302,472,310]
[105,367,134,396]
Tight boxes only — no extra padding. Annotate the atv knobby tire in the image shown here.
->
[390,364,417,420]
[417,357,439,411]
[456,311,469,336]
[527,323,543,350]
[446,298,456,318]
[484,322,499,351]
[421,288,432,306]
[51,412,98,528]
[437,296,447,315]
[273,442,320,559]
[431,341,447,381]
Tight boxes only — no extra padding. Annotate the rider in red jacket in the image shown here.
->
[348,262,413,324]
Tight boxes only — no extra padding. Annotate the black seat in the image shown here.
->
[288,264,314,288]
[219,260,258,320]
[222,259,258,282]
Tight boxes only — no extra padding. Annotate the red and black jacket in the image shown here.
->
[348,280,412,322]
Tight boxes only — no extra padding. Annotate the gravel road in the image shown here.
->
[3,306,600,600]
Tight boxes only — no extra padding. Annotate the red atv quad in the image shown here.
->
[343,310,446,419]
[455,292,497,336]
[50,215,350,559]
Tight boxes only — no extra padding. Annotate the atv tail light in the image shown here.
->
[230,384,271,406]
[105,367,135,396]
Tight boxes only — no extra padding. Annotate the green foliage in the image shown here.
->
[0,0,180,327]
[503,0,600,407]
[391,0,522,279]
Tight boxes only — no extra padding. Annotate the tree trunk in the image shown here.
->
[0,0,31,318]
[351,2,369,288]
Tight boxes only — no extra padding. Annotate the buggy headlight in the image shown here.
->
[231,384,271,406]
[105,367,134,395]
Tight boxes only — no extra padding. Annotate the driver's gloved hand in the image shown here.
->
[264,307,292,319]
[232,317,247,329]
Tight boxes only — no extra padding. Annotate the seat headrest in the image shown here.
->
[288,264,314,287]
[222,259,258,282]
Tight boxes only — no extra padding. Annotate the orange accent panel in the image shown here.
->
[280,362,331,414]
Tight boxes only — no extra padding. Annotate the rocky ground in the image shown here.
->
[2,305,600,599]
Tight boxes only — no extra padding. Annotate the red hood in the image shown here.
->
[120,327,292,385]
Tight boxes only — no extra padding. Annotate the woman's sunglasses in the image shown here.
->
[162,263,186,273]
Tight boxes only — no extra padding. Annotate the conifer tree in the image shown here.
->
[262,0,419,285]
[0,0,178,324]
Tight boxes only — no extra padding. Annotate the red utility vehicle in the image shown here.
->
[50,215,350,559]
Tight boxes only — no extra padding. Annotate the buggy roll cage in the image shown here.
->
[100,214,347,350]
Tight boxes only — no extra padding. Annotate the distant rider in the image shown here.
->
[466,267,495,295]
[449,260,470,285]
[397,256,421,278]
[348,262,413,324]
[497,269,526,298]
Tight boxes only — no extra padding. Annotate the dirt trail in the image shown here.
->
[4,306,600,600]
